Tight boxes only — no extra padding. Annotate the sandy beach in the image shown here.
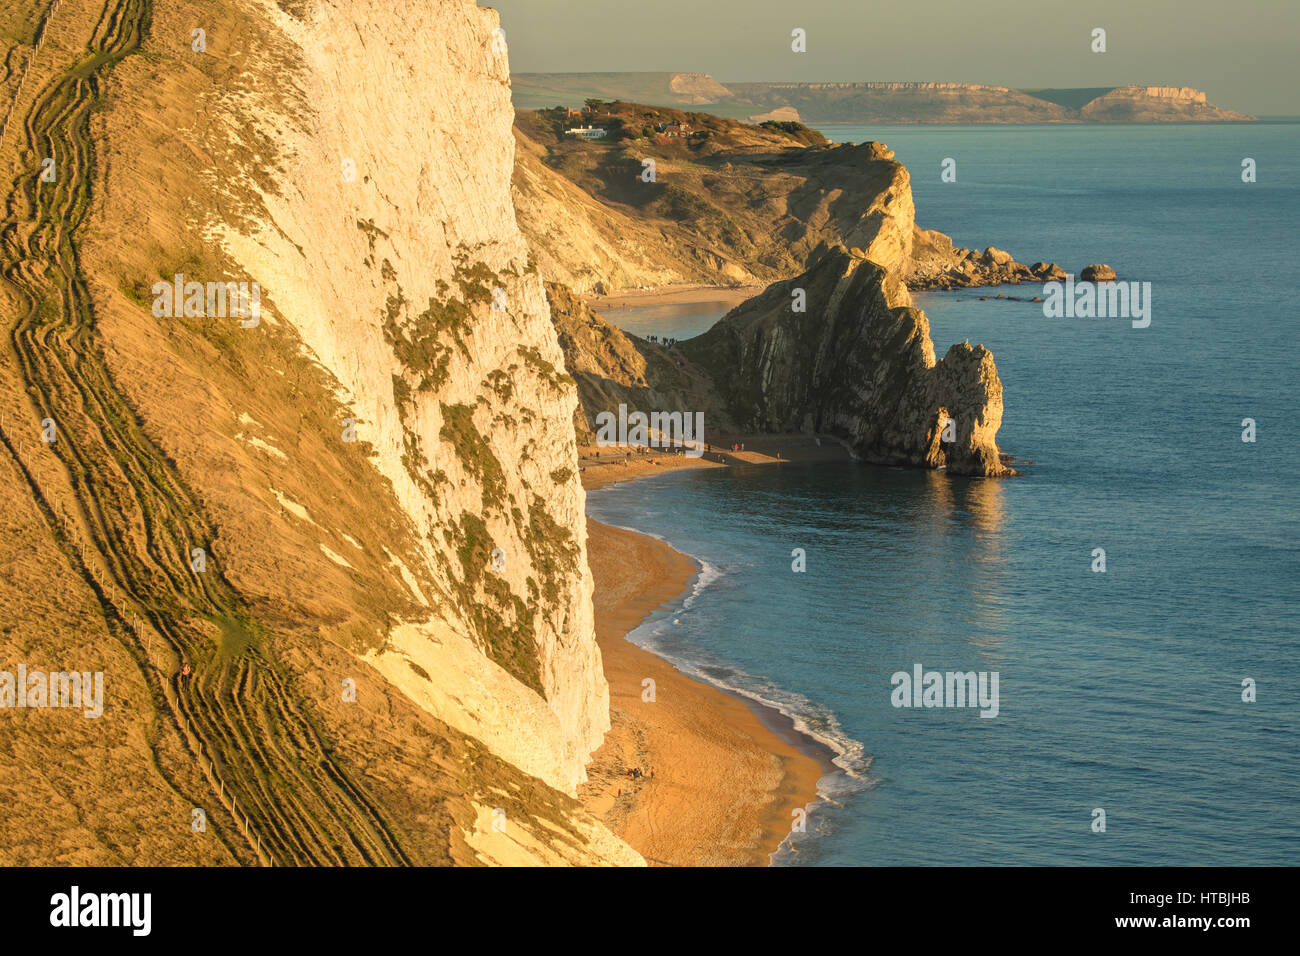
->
[584,282,766,314]
[578,433,851,490]
[578,438,848,865]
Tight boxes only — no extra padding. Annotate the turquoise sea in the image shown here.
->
[587,123,1300,865]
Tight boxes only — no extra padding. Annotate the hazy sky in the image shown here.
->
[488,0,1298,115]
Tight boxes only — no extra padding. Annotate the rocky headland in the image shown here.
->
[522,106,1061,478]
[679,250,1013,476]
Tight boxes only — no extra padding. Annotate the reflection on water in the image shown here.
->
[956,476,1008,647]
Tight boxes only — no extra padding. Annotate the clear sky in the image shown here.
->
[487,0,1298,115]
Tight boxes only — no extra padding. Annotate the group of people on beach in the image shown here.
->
[587,444,697,460]
[646,335,678,347]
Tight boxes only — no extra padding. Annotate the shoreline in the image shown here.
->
[578,432,852,490]
[579,440,848,866]
[584,281,766,314]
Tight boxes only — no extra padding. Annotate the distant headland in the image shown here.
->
[511,72,1256,124]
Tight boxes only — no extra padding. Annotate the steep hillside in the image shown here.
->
[516,105,1061,297]
[0,0,639,865]
[546,282,720,444]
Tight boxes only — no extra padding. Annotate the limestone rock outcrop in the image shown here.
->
[908,230,1066,290]
[747,106,803,125]
[529,123,1033,477]
[679,249,1013,476]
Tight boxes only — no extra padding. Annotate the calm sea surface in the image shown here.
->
[595,298,732,341]
[586,123,1300,865]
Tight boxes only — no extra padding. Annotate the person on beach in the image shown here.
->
[181,661,191,678]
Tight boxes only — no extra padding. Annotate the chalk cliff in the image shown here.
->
[13,0,645,865]
[727,81,1255,124]
[207,0,613,797]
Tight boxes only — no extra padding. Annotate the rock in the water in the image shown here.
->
[907,232,1063,291]
[1081,263,1117,282]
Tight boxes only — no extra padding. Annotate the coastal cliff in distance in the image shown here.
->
[512,73,1255,124]
[723,82,1255,124]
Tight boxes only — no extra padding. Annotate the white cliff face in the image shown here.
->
[213,0,608,794]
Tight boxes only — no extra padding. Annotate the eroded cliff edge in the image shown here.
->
[533,129,1021,477]
[211,0,614,797]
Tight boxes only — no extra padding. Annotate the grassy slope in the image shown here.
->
[516,102,914,290]
[0,0,622,867]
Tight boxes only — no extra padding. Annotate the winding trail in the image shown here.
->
[0,0,411,865]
